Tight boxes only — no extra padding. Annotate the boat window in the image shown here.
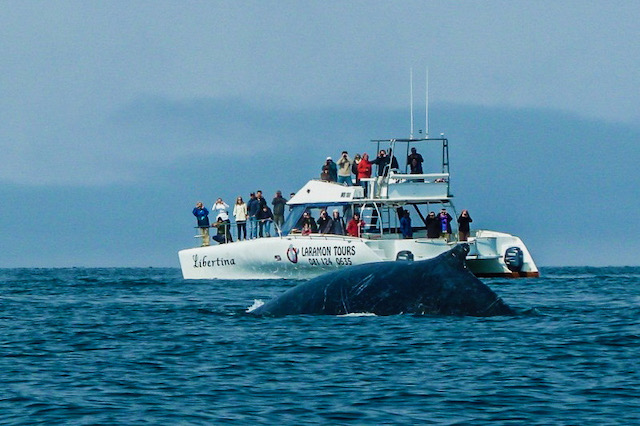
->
[280,205,306,236]
[281,204,351,235]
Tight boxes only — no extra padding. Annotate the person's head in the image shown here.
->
[326,156,332,163]
[332,209,340,218]
[303,211,311,219]
[354,153,361,161]
[256,190,263,198]
[411,147,417,153]
[341,151,348,157]
[379,150,386,157]
[428,211,436,217]
[276,190,282,197]
[320,210,328,218]
[236,196,243,204]
[250,192,256,199]
[263,206,268,211]
[290,192,295,199]
[440,208,447,215]
[362,153,369,160]
[461,209,469,216]
[196,201,203,208]
[353,213,360,220]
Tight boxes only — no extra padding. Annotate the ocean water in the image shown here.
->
[1,267,639,425]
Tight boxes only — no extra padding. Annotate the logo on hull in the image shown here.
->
[286,245,299,264]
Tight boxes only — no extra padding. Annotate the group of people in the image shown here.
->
[194,199,473,246]
[192,190,291,246]
[320,147,425,189]
[293,209,367,238]
[422,208,473,242]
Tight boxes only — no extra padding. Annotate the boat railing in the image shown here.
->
[360,172,450,200]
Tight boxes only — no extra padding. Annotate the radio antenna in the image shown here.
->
[425,67,429,138]
[410,68,414,139]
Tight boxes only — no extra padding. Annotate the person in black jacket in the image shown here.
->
[372,150,390,177]
[258,205,274,237]
[317,210,334,234]
[457,209,473,241]
[247,193,261,239]
[426,211,440,239]
[272,190,287,231]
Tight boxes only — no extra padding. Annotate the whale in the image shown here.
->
[248,244,514,317]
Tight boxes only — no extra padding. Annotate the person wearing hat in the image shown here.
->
[322,157,337,182]
[330,209,346,235]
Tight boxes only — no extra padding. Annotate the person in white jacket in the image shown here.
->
[233,196,248,240]
[212,198,230,221]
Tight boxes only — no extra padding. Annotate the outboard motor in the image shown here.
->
[396,250,414,261]
[504,247,524,272]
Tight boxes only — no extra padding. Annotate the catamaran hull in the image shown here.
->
[178,231,539,280]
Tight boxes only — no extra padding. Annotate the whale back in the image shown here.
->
[250,244,513,316]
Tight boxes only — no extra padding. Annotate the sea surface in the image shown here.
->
[1,267,639,425]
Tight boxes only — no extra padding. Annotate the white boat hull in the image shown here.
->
[178,231,539,280]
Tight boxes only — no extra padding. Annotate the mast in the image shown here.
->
[410,68,414,140]
[425,67,429,138]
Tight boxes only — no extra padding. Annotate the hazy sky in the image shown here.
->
[1,1,639,267]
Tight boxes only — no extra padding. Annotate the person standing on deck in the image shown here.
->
[407,147,424,174]
[272,190,287,232]
[372,150,390,177]
[457,209,473,242]
[426,211,440,238]
[438,208,453,242]
[233,196,248,240]
[346,213,365,237]
[247,192,260,239]
[322,157,338,182]
[352,154,362,186]
[357,153,373,196]
[337,151,353,186]
[193,202,210,246]
[400,210,413,239]
[212,198,230,221]
[258,205,274,237]
[330,209,346,235]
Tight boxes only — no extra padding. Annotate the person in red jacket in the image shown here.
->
[346,213,365,237]
[357,153,372,196]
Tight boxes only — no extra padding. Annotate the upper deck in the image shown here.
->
[289,136,452,206]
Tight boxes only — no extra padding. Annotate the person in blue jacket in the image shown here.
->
[247,192,261,239]
[399,209,413,239]
[193,202,210,246]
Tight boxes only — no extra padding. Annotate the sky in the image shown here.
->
[1,1,639,267]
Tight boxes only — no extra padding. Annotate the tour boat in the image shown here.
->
[179,136,539,280]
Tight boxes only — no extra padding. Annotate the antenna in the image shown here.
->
[425,67,429,138]
[410,68,414,139]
